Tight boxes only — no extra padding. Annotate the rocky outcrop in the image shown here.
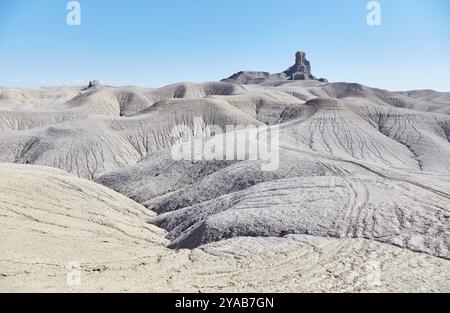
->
[283,51,315,80]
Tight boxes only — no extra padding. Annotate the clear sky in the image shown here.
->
[0,0,449,91]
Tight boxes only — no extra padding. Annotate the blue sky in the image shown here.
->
[0,0,449,91]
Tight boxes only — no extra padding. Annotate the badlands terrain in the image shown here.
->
[0,52,449,292]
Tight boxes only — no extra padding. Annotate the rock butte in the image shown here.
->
[0,51,449,292]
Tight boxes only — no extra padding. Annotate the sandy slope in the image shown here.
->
[1,164,449,292]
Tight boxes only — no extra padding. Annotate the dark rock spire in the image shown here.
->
[283,51,315,80]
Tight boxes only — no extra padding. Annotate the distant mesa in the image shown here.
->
[223,51,328,84]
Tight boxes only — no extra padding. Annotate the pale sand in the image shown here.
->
[1,164,448,292]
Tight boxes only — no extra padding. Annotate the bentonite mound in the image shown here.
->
[1,51,450,292]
